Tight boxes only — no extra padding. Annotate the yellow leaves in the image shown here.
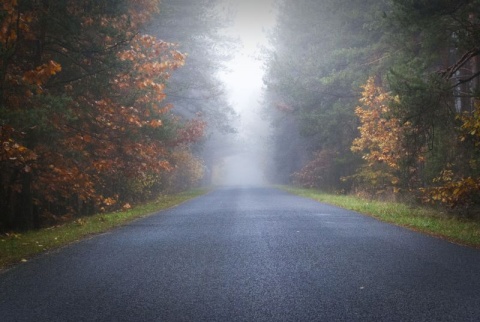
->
[163,147,205,191]
[1,1,36,46]
[118,50,136,62]
[74,218,87,226]
[46,61,62,75]
[292,149,337,188]
[350,77,429,194]
[352,77,405,170]
[0,0,195,231]
[176,119,207,144]
[424,175,480,207]
[118,35,184,73]
[1,127,38,170]
[170,50,186,69]
[433,169,454,183]
[116,35,184,116]
[459,102,480,146]
[22,61,62,91]
[422,158,480,207]
[103,197,117,206]
[149,119,163,128]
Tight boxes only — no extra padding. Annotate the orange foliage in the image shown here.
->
[22,61,62,93]
[163,147,205,192]
[351,77,407,170]
[460,101,480,145]
[422,168,480,208]
[0,126,37,173]
[350,77,422,195]
[292,150,337,189]
[175,119,207,145]
[0,0,35,45]
[0,0,205,229]
[116,34,185,106]
[422,103,480,208]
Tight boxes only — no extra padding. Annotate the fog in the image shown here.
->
[214,0,276,186]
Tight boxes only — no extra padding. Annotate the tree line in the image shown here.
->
[264,0,480,213]
[0,0,229,231]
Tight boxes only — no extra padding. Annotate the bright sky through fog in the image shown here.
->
[220,0,275,111]
[217,0,276,185]
[229,0,276,53]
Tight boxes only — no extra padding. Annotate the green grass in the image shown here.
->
[282,186,480,248]
[0,189,207,270]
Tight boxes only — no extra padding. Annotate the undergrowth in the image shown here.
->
[283,186,480,248]
[0,189,206,270]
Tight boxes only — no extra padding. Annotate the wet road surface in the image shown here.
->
[1,186,480,321]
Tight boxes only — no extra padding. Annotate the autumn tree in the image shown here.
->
[291,150,340,190]
[264,0,387,189]
[265,0,480,211]
[350,77,427,197]
[149,0,236,184]
[0,0,206,231]
[421,103,480,209]
[379,0,480,209]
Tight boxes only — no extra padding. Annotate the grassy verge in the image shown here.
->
[282,186,480,248]
[0,189,207,270]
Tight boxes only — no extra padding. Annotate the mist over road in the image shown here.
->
[1,187,479,321]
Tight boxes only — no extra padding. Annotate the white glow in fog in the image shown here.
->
[216,0,276,186]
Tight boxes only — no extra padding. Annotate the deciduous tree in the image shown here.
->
[0,0,206,231]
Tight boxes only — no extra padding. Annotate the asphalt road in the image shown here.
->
[1,186,480,321]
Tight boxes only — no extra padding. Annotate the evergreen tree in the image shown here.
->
[0,0,207,230]
[264,0,387,190]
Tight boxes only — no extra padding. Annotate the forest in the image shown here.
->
[1,0,480,231]
[264,0,480,215]
[0,0,234,231]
